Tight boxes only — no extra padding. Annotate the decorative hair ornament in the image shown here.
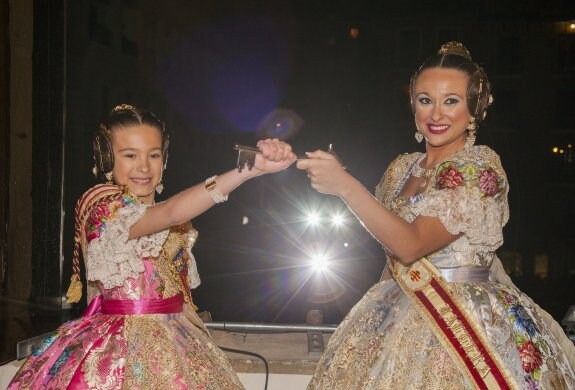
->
[112,103,136,112]
[438,41,472,60]
[415,131,424,143]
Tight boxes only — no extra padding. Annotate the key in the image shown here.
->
[233,143,345,172]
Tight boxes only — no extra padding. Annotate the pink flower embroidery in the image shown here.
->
[519,341,543,373]
[86,203,111,242]
[437,166,464,190]
[479,168,500,197]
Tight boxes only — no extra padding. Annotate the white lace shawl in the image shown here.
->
[86,202,169,290]
[377,146,510,256]
[410,185,508,253]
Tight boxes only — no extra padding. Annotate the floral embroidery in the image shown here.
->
[437,165,464,189]
[478,168,501,197]
[520,341,543,374]
[496,289,550,386]
[509,304,540,338]
[32,331,58,357]
[524,375,540,390]
[86,195,135,242]
[436,161,504,198]
[86,203,112,241]
[48,348,72,375]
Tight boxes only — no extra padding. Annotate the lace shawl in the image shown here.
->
[85,194,169,290]
[376,145,510,254]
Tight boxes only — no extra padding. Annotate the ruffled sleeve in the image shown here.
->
[85,195,169,289]
[411,151,509,251]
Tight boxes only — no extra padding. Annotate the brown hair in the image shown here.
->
[92,104,169,182]
[410,42,492,127]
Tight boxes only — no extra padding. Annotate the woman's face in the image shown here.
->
[414,67,472,154]
[111,124,164,204]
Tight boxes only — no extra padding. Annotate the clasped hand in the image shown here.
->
[252,138,297,174]
[296,149,349,196]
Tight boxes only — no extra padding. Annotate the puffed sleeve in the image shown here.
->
[411,156,509,251]
[85,194,169,289]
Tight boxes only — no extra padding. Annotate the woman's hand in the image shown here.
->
[253,138,297,174]
[296,149,353,197]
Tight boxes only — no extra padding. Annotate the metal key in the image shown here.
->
[233,143,345,172]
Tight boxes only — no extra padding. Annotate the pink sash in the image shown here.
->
[83,294,184,316]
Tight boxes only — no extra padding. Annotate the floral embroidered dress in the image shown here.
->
[308,146,575,390]
[8,187,244,389]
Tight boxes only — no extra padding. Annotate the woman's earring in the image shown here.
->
[466,129,476,147]
[105,171,113,183]
[467,117,476,131]
[414,131,424,143]
[155,182,164,195]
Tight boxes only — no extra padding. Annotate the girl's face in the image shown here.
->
[414,68,472,154]
[111,124,164,204]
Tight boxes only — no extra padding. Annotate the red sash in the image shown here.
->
[389,258,519,389]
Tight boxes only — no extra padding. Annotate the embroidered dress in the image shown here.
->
[308,146,575,389]
[8,187,243,389]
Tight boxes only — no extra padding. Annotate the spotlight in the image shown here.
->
[307,211,320,226]
[310,254,329,273]
[331,213,345,227]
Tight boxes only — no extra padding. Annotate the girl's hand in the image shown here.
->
[253,138,297,174]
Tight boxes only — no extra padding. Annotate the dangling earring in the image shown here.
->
[105,171,113,183]
[155,181,164,195]
[414,131,424,143]
[92,164,98,177]
[466,117,477,147]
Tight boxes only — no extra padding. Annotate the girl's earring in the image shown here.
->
[155,181,164,195]
[105,171,113,183]
[414,131,424,143]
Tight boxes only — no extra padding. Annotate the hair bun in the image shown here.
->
[112,104,136,112]
[438,41,472,61]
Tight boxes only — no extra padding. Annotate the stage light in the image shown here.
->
[331,213,345,227]
[307,211,320,226]
[310,254,329,273]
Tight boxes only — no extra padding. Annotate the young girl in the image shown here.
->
[8,104,296,389]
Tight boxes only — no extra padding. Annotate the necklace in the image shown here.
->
[411,154,436,188]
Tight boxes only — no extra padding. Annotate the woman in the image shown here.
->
[8,104,296,389]
[298,42,575,389]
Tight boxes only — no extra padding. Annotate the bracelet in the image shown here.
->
[205,175,228,203]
